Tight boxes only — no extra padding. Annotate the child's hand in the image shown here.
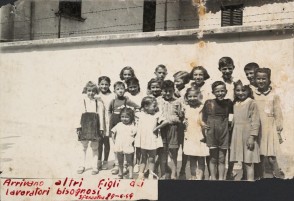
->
[112,136,115,144]
[76,127,82,135]
[100,130,105,137]
[200,122,210,130]
[246,136,255,151]
[278,132,284,144]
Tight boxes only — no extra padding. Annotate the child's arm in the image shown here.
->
[247,101,261,150]
[108,99,114,117]
[97,100,105,136]
[273,95,283,132]
[201,100,210,129]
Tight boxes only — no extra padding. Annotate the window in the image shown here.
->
[59,0,82,19]
[221,4,243,27]
[143,0,156,32]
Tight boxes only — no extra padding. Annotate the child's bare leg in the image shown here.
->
[268,156,283,178]
[117,152,124,177]
[148,150,157,179]
[198,157,205,180]
[157,147,167,178]
[260,155,266,178]
[90,141,99,171]
[218,149,227,180]
[245,163,254,181]
[226,149,235,180]
[209,148,218,180]
[169,148,178,179]
[139,149,148,178]
[190,156,197,179]
[135,147,141,165]
[206,156,211,178]
[126,153,134,179]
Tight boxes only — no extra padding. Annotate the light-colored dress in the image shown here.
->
[135,111,163,150]
[253,87,283,156]
[230,98,260,163]
[111,122,136,154]
[97,92,114,136]
[125,91,144,107]
[183,104,209,156]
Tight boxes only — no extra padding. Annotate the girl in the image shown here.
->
[111,108,137,179]
[125,77,143,173]
[76,81,105,175]
[135,96,163,179]
[97,76,113,170]
[202,81,233,180]
[147,78,163,98]
[183,87,209,180]
[230,80,260,181]
[173,71,190,98]
[253,68,284,178]
[120,66,136,83]
[108,81,139,174]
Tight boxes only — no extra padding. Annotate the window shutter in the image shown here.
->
[221,4,243,27]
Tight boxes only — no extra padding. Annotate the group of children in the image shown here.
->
[76,57,285,181]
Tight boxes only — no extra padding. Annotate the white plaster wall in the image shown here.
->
[0,33,293,159]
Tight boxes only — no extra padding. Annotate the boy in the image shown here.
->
[244,62,260,89]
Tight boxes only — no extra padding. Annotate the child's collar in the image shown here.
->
[236,97,251,105]
[255,86,272,95]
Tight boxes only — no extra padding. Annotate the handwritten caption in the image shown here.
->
[1,177,156,200]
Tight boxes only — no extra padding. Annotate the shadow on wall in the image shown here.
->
[205,0,291,14]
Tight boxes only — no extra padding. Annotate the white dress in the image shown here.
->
[111,122,136,154]
[135,112,163,150]
[125,91,144,107]
[183,104,209,157]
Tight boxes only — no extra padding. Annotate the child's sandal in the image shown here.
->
[77,167,85,174]
[117,174,123,179]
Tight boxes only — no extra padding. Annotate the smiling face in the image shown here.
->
[98,80,110,94]
[186,90,201,106]
[162,87,175,101]
[220,65,234,80]
[114,85,125,97]
[150,82,162,97]
[212,84,227,101]
[120,113,132,125]
[255,72,270,91]
[155,67,167,80]
[174,78,184,89]
[235,84,250,101]
[128,84,139,96]
[86,87,97,99]
[192,69,205,86]
[123,70,133,81]
[245,69,255,85]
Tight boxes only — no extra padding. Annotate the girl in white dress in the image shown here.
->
[183,87,209,180]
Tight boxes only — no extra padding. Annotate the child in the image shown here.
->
[108,81,140,174]
[202,81,233,180]
[111,108,137,179]
[97,76,113,170]
[147,78,163,98]
[154,64,168,80]
[218,57,237,100]
[135,96,163,179]
[156,80,184,179]
[244,62,260,89]
[120,66,136,83]
[230,80,261,181]
[173,71,190,98]
[76,81,105,175]
[253,68,284,178]
[125,77,143,173]
[183,87,209,180]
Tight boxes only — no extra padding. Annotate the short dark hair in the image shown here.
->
[113,81,125,90]
[233,80,254,103]
[120,107,135,123]
[141,96,157,109]
[155,64,167,72]
[162,80,175,90]
[218,57,235,70]
[126,77,141,93]
[211,81,226,91]
[147,78,163,90]
[98,76,111,93]
[244,62,260,71]
[255,68,272,85]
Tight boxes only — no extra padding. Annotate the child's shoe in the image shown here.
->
[111,165,119,175]
[123,166,129,175]
[91,168,99,175]
[273,169,285,179]
[77,167,85,174]
[101,161,108,170]
[148,171,159,180]
[98,160,102,170]
[178,171,186,180]
[117,174,123,179]
[133,164,140,173]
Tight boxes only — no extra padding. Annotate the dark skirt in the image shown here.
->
[79,112,101,141]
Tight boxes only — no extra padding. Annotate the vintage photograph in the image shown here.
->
[0,0,294,200]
